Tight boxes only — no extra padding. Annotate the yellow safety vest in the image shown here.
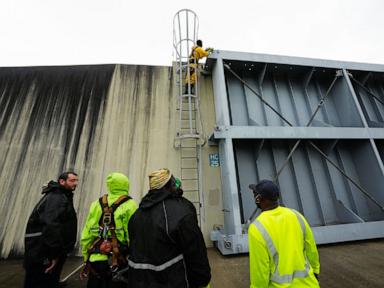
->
[248,206,320,287]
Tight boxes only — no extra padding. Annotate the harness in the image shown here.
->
[87,194,131,269]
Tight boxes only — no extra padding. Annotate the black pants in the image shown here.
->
[184,84,195,95]
[24,256,66,288]
[87,261,126,288]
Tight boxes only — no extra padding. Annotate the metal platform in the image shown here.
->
[207,51,384,254]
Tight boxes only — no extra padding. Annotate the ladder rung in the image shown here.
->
[177,134,200,139]
[181,144,198,148]
[179,95,197,99]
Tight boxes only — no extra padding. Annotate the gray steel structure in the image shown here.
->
[207,50,384,255]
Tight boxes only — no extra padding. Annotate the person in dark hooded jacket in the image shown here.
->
[24,171,78,288]
[127,168,211,288]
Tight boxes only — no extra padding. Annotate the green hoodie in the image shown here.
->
[81,172,138,262]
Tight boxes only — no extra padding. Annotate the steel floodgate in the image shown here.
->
[207,51,384,254]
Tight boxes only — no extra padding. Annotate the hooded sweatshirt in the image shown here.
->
[81,172,138,262]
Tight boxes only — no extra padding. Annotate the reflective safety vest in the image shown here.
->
[248,206,320,288]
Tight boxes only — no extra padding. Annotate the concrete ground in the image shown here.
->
[1,240,383,288]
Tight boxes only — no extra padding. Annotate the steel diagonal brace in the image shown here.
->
[222,63,384,219]
[350,77,384,107]
[273,74,339,180]
[223,63,293,126]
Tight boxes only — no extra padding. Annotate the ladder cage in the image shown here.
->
[172,9,205,225]
[173,9,204,141]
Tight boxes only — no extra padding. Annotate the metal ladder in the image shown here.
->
[173,9,205,222]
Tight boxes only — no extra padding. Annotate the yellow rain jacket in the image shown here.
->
[81,172,138,262]
[185,63,197,86]
[248,206,320,288]
[190,45,210,63]
[185,45,211,86]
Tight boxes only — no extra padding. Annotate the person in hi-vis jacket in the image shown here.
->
[248,180,320,288]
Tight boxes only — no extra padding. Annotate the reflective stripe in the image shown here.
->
[253,209,310,284]
[128,254,183,272]
[253,221,279,272]
[292,210,306,241]
[162,201,177,244]
[25,232,42,238]
[182,257,190,288]
[270,261,310,284]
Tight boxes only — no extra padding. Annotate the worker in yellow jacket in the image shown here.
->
[248,180,320,288]
[184,39,213,95]
[80,172,137,288]
[189,39,212,63]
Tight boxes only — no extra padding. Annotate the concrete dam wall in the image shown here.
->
[0,64,225,258]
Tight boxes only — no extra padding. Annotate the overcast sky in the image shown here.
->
[1,0,383,67]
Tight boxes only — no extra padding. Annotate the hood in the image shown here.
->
[139,188,175,209]
[41,180,61,194]
[106,172,130,198]
[41,180,73,197]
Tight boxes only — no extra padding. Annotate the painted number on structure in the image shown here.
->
[209,153,220,167]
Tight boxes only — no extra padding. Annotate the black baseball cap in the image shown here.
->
[249,180,280,201]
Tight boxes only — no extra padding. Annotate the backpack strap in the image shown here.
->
[111,195,131,211]
[98,194,111,227]
[86,195,110,259]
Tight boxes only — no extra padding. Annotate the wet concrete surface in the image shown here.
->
[1,240,383,288]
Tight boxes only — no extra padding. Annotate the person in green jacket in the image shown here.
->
[248,180,320,288]
[80,172,137,288]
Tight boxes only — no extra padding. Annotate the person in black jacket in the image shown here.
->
[127,168,211,288]
[24,171,79,288]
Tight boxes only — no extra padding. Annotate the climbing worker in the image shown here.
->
[190,39,213,64]
[248,180,320,287]
[24,171,79,288]
[185,39,213,95]
[80,172,137,288]
[127,168,211,288]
